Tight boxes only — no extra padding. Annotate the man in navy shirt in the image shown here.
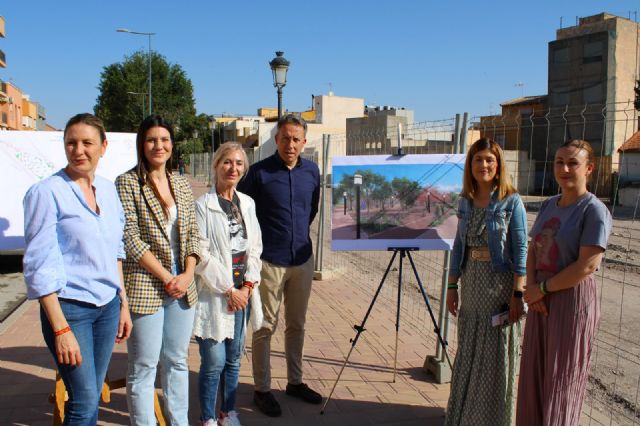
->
[238,114,321,417]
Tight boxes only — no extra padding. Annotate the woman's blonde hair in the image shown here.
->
[461,138,516,201]
[211,142,250,184]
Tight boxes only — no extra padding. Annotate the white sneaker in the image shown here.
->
[219,410,242,426]
[201,419,215,426]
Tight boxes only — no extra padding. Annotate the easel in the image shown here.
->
[320,247,453,413]
[49,372,166,425]
[320,126,456,413]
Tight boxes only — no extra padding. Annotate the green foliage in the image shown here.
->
[94,50,197,139]
[334,169,394,211]
[361,211,399,233]
[192,113,215,152]
[391,177,421,208]
[175,139,204,162]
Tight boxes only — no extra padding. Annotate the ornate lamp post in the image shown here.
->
[354,174,363,239]
[269,51,290,119]
[343,191,348,215]
[117,28,155,115]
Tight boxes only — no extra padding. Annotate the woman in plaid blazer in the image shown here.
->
[116,115,200,425]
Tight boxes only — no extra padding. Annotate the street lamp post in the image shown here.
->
[127,91,146,120]
[208,117,215,185]
[117,28,155,115]
[354,174,363,239]
[343,191,348,215]
[269,51,290,119]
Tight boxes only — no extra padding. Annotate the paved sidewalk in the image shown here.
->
[0,273,450,426]
[0,175,450,425]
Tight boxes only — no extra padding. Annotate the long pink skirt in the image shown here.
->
[516,275,600,426]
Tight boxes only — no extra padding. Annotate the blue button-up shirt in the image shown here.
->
[23,169,125,306]
[238,153,320,267]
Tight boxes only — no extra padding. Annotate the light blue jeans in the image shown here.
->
[126,297,195,426]
[197,308,246,422]
[41,295,120,426]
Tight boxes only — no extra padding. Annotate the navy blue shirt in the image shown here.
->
[238,153,320,267]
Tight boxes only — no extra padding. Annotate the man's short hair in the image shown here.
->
[277,114,307,136]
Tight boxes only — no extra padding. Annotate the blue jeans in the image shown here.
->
[126,297,195,426]
[41,295,120,426]
[197,308,246,422]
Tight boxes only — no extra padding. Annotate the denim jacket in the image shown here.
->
[450,192,528,280]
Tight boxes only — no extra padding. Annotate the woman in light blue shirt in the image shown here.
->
[23,113,132,425]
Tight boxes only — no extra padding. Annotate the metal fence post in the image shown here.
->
[424,114,461,383]
[460,112,469,152]
[453,113,461,153]
[314,134,330,279]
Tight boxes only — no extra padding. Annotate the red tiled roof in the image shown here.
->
[618,130,640,153]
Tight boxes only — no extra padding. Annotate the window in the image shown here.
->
[552,86,571,106]
[583,41,603,63]
[583,82,603,104]
[553,47,570,64]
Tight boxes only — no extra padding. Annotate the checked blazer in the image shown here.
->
[115,170,200,314]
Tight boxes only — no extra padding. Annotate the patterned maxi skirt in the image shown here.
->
[444,260,521,426]
[516,275,600,426]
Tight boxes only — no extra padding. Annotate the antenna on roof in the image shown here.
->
[515,82,524,98]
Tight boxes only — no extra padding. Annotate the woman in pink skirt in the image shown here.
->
[517,139,612,425]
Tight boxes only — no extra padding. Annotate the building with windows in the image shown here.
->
[0,16,5,68]
[548,13,638,155]
[476,13,639,195]
[22,96,37,130]
[0,81,24,130]
[35,102,46,131]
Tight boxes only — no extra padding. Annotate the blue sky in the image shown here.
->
[1,1,638,128]
[333,163,463,193]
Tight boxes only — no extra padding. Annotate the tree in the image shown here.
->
[391,177,421,208]
[175,138,205,163]
[191,113,215,152]
[94,50,197,137]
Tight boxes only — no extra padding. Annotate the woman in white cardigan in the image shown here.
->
[193,142,263,426]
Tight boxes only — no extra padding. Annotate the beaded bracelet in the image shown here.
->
[539,280,548,295]
[54,326,71,337]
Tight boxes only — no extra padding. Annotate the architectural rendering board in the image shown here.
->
[331,154,465,251]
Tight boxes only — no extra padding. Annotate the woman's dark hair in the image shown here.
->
[64,113,107,143]
[134,115,176,217]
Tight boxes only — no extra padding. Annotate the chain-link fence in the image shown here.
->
[196,103,639,423]
[188,151,212,184]
[307,104,639,424]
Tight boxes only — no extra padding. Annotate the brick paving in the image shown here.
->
[0,176,450,425]
[0,275,450,426]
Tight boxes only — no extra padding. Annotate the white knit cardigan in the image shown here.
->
[192,190,263,341]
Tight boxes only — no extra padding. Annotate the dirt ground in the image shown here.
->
[323,204,640,424]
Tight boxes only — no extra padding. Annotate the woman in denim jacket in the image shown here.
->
[444,138,528,426]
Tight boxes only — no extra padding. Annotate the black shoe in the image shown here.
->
[285,382,322,404]
[253,391,282,417]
